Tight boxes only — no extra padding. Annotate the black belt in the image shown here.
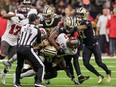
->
[83,42,98,46]
[18,45,32,48]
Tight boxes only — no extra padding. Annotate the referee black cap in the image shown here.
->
[28,13,39,23]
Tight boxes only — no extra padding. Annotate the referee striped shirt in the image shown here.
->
[18,24,41,46]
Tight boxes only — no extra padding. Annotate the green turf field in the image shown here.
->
[0,57,116,87]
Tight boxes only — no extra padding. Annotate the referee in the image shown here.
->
[14,14,45,87]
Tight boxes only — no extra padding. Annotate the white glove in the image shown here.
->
[16,14,25,20]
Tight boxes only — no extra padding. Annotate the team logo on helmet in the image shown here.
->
[43,5,55,25]
[64,17,77,33]
[76,7,88,19]
[43,45,57,57]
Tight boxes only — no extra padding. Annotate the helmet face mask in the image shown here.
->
[43,14,52,23]
[65,25,74,33]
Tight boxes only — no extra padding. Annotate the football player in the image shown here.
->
[49,17,90,84]
[0,4,29,84]
[39,5,62,84]
[76,7,111,84]
[40,5,61,36]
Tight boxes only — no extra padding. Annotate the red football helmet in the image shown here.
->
[16,4,30,17]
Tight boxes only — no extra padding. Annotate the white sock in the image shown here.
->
[8,54,17,63]
[20,69,36,78]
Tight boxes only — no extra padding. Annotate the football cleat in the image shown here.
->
[106,70,111,83]
[98,75,104,84]
[1,71,6,84]
[71,78,80,85]
[78,75,90,84]
[14,83,21,87]
[45,79,50,85]
[35,83,46,87]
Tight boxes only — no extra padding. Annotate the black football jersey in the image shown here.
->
[78,19,97,46]
[40,17,61,35]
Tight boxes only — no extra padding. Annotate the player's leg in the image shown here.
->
[64,55,74,79]
[73,51,90,84]
[93,44,111,83]
[1,45,17,84]
[64,55,80,84]
[28,48,45,87]
[44,60,57,83]
[83,46,103,83]
[14,47,25,87]
[20,55,45,79]
[0,41,10,84]
[0,41,9,59]
[21,68,36,78]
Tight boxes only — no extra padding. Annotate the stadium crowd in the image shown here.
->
[0,0,115,87]
[0,0,116,56]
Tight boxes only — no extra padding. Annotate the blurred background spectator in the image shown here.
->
[96,8,110,55]
[0,0,116,56]
[0,9,7,53]
[106,7,116,57]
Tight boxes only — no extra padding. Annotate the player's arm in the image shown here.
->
[2,13,15,19]
[33,28,42,49]
[49,30,59,50]
[77,25,87,31]
[77,20,90,31]
[33,39,49,50]
[3,12,25,20]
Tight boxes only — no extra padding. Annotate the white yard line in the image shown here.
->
[0,56,116,62]
[4,84,115,87]
[1,74,116,80]
[1,69,116,72]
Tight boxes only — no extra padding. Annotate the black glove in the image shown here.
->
[57,48,65,55]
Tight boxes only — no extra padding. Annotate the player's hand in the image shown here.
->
[16,14,25,20]
[42,39,49,46]
[57,48,65,55]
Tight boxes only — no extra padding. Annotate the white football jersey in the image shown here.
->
[56,33,77,55]
[2,12,29,46]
